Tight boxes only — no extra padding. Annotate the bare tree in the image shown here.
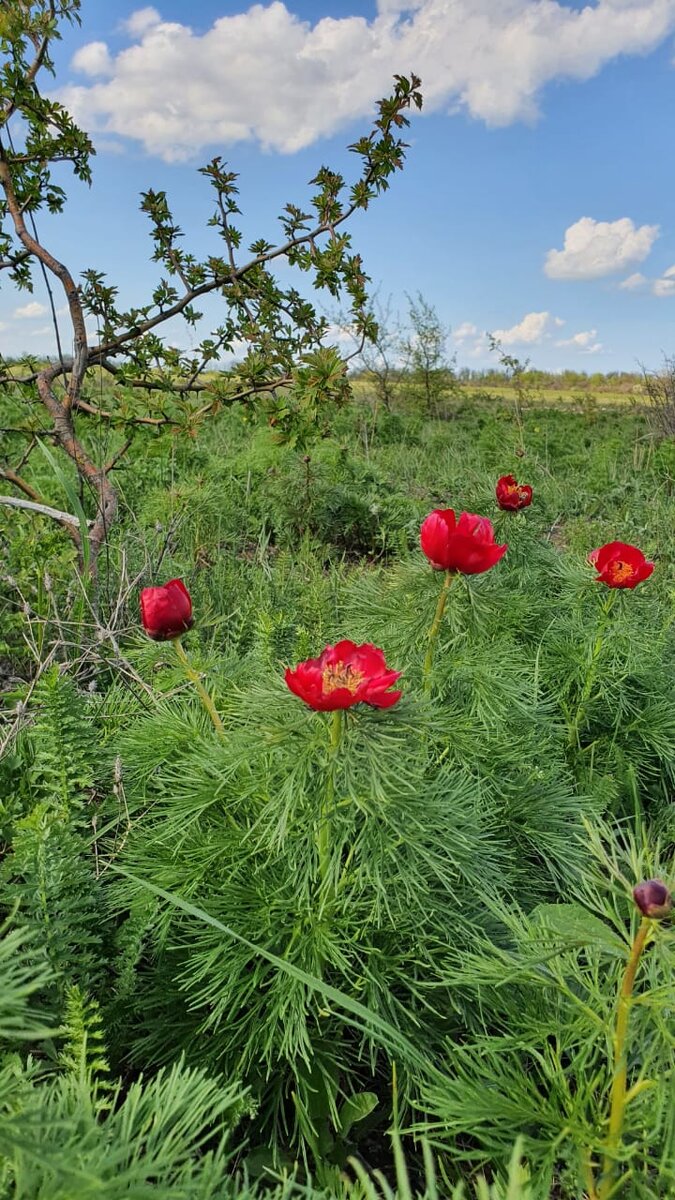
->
[642,355,675,439]
[400,291,454,416]
[350,293,403,412]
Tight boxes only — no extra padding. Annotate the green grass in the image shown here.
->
[0,386,673,1198]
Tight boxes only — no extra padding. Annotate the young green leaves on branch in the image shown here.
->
[0,1,422,570]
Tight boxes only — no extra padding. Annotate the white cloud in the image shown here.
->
[13,301,47,319]
[619,271,647,289]
[452,321,478,343]
[71,41,113,77]
[556,328,603,352]
[122,7,162,37]
[322,321,359,349]
[652,276,675,297]
[61,0,675,160]
[545,216,659,280]
[492,311,560,346]
[663,264,675,278]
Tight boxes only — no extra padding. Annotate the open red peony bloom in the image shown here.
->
[285,640,402,711]
[420,509,507,575]
[140,578,194,640]
[588,542,654,589]
[496,474,533,511]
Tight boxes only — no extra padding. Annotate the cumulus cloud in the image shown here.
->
[70,41,113,77]
[619,271,647,289]
[452,321,479,343]
[545,216,659,280]
[13,301,47,319]
[652,271,675,296]
[492,311,563,346]
[122,7,162,37]
[556,328,603,352]
[62,0,675,160]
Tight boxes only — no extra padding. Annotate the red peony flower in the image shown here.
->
[496,474,533,511]
[588,542,654,589]
[633,879,672,919]
[285,640,402,712]
[420,509,507,575]
[140,578,194,640]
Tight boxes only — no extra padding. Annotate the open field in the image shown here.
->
[2,8,674,1194]
[1,385,673,1198]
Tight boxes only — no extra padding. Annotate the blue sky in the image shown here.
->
[2,0,675,371]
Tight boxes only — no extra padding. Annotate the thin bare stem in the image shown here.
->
[597,917,652,1199]
[422,570,454,691]
[318,709,344,886]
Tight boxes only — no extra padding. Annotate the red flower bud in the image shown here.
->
[420,509,507,575]
[139,578,193,641]
[495,474,533,511]
[285,640,402,712]
[633,879,672,919]
[588,542,654,589]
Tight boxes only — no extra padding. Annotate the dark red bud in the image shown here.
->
[633,879,672,919]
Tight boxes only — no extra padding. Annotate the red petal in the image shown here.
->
[636,560,655,583]
[441,534,507,575]
[284,663,326,706]
[140,579,192,638]
[420,510,456,569]
[591,541,632,571]
[366,688,402,709]
[325,639,360,665]
[350,643,388,674]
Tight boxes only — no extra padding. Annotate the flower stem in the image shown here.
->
[597,916,651,1199]
[173,637,225,738]
[318,708,343,886]
[423,570,454,692]
[568,590,617,748]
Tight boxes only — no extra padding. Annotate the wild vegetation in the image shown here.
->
[1,4,674,1199]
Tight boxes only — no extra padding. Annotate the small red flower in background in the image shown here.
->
[140,578,194,640]
[588,542,654,589]
[420,509,507,575]
[496,474,533,511]
[285,640,402,711]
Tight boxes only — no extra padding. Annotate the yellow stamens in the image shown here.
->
[607,560,633,584]
[322,661,364,695]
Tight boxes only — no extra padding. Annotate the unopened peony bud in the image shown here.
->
[633,879,672,920]
[140,578,193,641]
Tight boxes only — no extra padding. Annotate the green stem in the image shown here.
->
[568,590,617,748]
[597,917,651,1200]
[318,709,343,886]
[174,637,225,738]
[423,570,454,692]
